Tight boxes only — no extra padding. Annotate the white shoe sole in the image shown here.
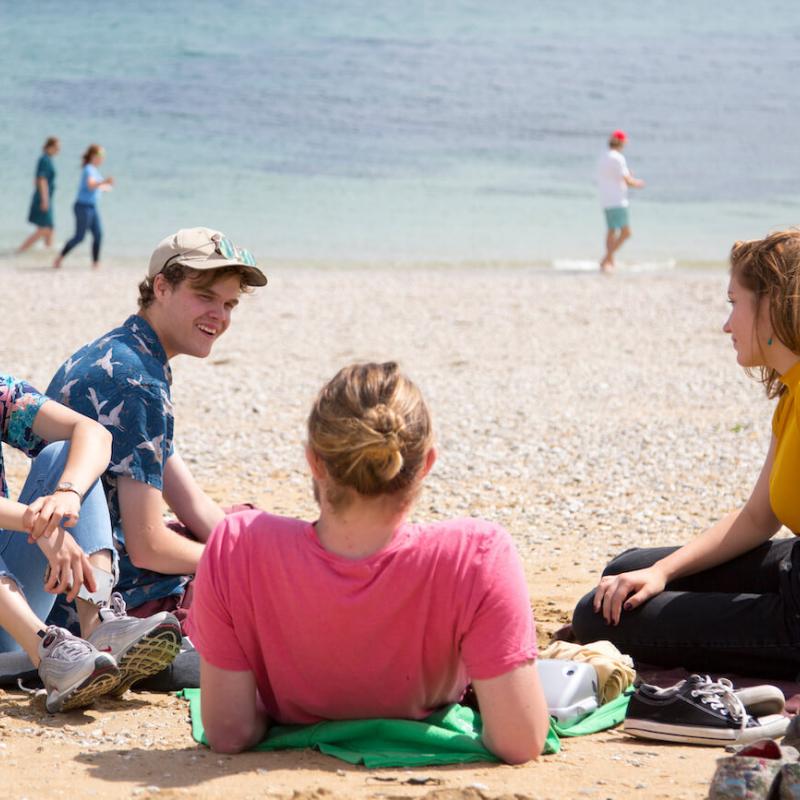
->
[735,685,786,717]
[623,713,789,746]
[46,655,120,713]
[110,617,182,697]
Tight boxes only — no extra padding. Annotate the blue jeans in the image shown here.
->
[60,202,102,262]
[0,442,114,652]
[572,540,800,679]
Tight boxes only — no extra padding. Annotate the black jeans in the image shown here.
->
[571,539,800,679]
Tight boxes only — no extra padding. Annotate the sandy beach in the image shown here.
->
[1,253,777,799]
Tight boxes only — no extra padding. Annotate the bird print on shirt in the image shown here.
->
[108,453,135,475]
[87,387,108,416]
[97,332,126,349]
[130,332,152,356]
[98,400,125,430]
[63,355,82,375]
[59,379,79,405]
[43,315,184,613]
[93,349,122,379]
[159,388,174,415]
[136,434,165,466]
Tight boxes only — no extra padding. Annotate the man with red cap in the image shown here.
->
[596,129,645,272]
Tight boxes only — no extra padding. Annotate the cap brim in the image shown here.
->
[172,256,267,286]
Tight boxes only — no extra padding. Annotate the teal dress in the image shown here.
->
[27,153,55,228]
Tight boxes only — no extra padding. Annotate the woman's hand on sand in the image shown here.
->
[37,528,96,602]
[593,566,667,626]
[23,492,81,542]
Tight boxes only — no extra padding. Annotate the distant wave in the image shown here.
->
[551,258,677,273]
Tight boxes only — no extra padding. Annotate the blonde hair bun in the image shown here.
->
[357,404,405,483]
[308,362,433,504]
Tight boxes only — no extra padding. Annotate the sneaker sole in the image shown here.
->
[109,619,182,697]
[47,656,120,713]
[735,685,786,717]
[624,714,789,746]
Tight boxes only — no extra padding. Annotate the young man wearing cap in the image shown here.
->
[46,227,267,632]
[596,130,645,273]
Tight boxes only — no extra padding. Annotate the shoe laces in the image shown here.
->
[99,592,128,621]
[17,678,46,699]
[41,626,92,661]
[688,675,748,732]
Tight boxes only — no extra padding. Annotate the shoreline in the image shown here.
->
[1,248,730,274]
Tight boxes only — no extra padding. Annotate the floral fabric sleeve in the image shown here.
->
[1,375,48,456]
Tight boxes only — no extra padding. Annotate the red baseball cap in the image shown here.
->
[610,129,627,142]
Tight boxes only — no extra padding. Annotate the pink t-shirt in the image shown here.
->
[187,510,537,725]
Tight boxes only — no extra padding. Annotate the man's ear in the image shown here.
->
[153,272,172,300]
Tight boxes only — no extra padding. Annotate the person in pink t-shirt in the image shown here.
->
[187,361,549,763]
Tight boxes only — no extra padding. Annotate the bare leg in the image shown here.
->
[75,549,113,638]
[0,577,45,665]
[601,226,632,272]
[615,226,631,255]
[0,548,113,660]
[43,228,54,248]
[601,229,618,272]
[16,228,46,254]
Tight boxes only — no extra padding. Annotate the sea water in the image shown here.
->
[1,0,799,266]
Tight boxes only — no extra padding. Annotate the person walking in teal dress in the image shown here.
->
[17,137,60,253]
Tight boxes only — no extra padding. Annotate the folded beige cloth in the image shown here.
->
[539,640,636,704]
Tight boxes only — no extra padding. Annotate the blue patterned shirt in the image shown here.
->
[47,315,189,608]
[0,375,47,499]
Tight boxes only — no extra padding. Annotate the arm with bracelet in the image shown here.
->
[23,400,113,544]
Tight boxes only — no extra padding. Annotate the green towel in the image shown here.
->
[179,689,561,766]
[179,690,630,766]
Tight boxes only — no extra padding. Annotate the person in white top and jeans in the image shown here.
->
[596,129,645,273]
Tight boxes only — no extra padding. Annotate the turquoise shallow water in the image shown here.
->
[2,1,799,264]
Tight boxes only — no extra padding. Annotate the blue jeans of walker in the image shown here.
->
[571,540,800,679]
[60,202,102,262]
[0,442,114,652]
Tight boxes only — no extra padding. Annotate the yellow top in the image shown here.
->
[770,361,800,534]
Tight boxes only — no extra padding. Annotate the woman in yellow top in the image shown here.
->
[573,229,800,678]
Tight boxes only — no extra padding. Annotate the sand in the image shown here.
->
[0,252,776,799]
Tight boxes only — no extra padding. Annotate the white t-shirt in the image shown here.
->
[596,149,630,209]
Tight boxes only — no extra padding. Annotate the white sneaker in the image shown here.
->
[37,626,119,713]
[86,593,181,696]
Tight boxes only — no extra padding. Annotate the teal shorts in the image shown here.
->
[604,206,630,230]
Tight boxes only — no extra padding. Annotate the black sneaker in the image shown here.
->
[624,674,789,746]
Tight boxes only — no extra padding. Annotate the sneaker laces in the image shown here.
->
[689,675,748,732]
[42,627,93,662]
[16,679,46,698]
[98,592,127,622]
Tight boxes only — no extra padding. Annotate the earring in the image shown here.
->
[767,337,773,346]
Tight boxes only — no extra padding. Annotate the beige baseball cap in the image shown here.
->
[147,227,267,287]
